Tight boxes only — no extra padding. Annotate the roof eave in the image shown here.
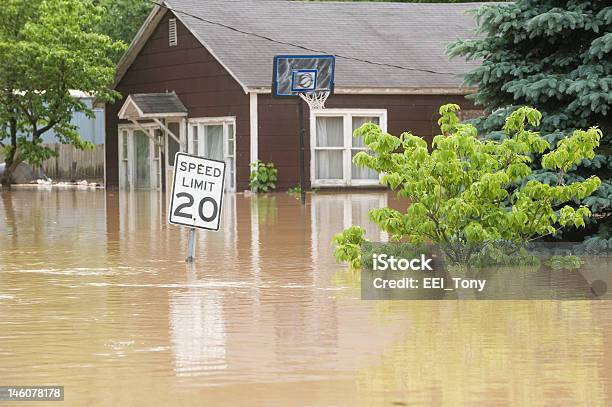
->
[247,86,477,96]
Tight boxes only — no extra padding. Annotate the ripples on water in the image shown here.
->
[0,189,611,406]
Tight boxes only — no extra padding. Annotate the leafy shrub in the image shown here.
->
[332,226,366,269]
[333,104,602,266]
[249,161,278,193]
[287,186,302,197]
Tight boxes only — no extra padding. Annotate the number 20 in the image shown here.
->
[173,192,218,222]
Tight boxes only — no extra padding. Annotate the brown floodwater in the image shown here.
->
[1,188,612,406]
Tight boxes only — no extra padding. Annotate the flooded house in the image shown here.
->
[105,0,481,191]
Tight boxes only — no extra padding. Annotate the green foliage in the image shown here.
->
[288,186,302,197]
[544,255,584,270]
[0,0,125,185]
[469,244,540,268]
[448,0,612,248]
[335,104,601,265]
[287,185,317,199]
[249,160,278,193]
[95,0,154,62]
[332,226,367,269]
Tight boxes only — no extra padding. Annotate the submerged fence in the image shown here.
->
[41,144,104,182]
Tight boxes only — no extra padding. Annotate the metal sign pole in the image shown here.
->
[297,98,306,205]
[186,227,196,263]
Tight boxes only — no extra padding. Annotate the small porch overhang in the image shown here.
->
[118,92,188,148]
[118,92,188,120]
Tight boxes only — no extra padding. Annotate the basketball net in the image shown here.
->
[299,91,330,110]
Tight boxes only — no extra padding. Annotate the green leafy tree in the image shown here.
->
[333,104,601,266]
[95,0,154,62]
[0,0,125,187]
[448,0,612,250]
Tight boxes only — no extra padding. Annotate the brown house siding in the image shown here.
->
[105,12,250,189]
[257,93,474,189]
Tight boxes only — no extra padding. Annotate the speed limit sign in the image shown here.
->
[169,153,226,231]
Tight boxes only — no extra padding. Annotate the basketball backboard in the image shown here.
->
[272,55,335,97]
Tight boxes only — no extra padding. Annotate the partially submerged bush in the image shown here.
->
[333,104,602,266]
[249,160,278,193]
[287,185,317,200]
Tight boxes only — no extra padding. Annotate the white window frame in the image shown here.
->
[310,108,387,187]
[187,117,236,192]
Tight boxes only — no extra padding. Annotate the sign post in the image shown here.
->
[168,152,226,263]
[186,227,196,263]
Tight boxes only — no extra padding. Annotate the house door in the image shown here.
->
[119,125,162,190]
[189,119,236,192]
[134,130,151,189]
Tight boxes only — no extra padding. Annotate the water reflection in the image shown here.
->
[0,189,611,406]
[170,266,227,376]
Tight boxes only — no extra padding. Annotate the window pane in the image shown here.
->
[122,131,128,160]
[351,150,379,180]
[352,116,380,148]
[316,116,343,147]
[227,124,235,159]
[192,125,198,155]
[228,139,234,157]
[315,150,343,179]
[204,125,224,161]
[150,130,160,159]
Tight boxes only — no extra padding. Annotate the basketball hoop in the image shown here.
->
[299,90,330,110]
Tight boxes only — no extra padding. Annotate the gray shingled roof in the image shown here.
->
[164,0,482,90]
[131,93,187,114]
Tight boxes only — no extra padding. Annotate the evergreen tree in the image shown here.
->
[449,0,612,250]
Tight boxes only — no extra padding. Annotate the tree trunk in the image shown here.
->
[1,118,19,189]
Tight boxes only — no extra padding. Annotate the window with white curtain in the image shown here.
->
[187,117,236,192]
[311,109,386,187]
